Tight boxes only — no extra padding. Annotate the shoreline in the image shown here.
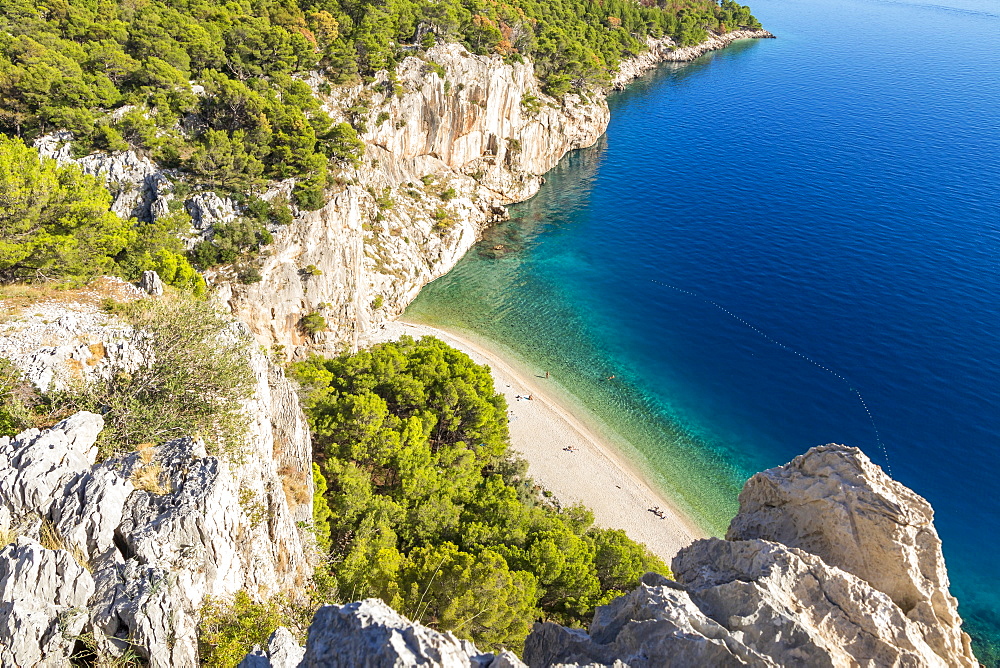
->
[611,29,776,90]
[364,320,707,563]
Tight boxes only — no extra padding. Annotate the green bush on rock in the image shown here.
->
[47,295,255,458]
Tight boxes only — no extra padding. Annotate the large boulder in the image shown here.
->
[298,599,525,668]
[726,444,975,666]
[0,412,104,517]
[520,444,977,667]
[673,538,948,667]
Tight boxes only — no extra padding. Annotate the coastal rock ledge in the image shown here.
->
[240,444,977,667]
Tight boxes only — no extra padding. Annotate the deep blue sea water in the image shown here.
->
[406,0,1000,659]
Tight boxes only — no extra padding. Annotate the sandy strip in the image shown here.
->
[363,320,706,563]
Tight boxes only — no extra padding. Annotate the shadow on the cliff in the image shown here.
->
[477,134,609,260]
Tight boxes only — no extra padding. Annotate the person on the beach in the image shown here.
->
[545,371,549,378]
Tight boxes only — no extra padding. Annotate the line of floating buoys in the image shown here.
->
[651,279,893,477]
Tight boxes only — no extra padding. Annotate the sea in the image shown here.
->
[404,0,1000,659]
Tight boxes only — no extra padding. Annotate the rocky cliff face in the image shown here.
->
[244,444,976,667]
[218,43,609,358]
[0,285,314,666]
[33,34,774,360]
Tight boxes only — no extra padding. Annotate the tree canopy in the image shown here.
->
[0,134,204,287]
[291,336,670,653]
[0,0,761,176]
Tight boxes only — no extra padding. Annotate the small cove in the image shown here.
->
[405,0,1000,658]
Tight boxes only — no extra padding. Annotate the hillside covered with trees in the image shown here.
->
[290,336,669,653]
[0,0,760,209]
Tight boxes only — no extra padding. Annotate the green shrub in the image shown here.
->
[0,136,132,284]
[439,187,457,201]
[46,295,255,458]
[198,591,284,668]
[425,61,447,78]
[371,295,384,310]
[189,218,273,270]
[238,268,263,284]
[300,312,326,335]
[0,358,37,438]
[520,94,542,116]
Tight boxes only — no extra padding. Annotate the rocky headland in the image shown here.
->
[33,30,773,361]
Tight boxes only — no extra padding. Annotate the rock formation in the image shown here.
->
[0,288,314,666]
[217,43,610,358]
[522,445,977,667]
[243,599,526,668]
[726,444,976,666]
[0,538,95,667]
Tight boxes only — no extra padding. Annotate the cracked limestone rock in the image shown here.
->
[0,538,96,667]
[0,303,313,667]
[239,627,307,668]
[297,598,526,668]
[726,444,976,666]
[519,445,978,668]
[524,573,772,668]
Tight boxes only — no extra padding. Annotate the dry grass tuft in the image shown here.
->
[136,442,156,464]
[131,462,170,495]
[279,465,310,506]
[39,517,92,571]
[0,524,17,549]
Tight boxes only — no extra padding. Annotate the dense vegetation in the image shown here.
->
[0,0,759,284]
[0,134,205,288]
[0,0,760,188]
[0,293,255,458]
[291,336,669,652]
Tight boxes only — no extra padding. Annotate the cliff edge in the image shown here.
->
[240,444,976,667]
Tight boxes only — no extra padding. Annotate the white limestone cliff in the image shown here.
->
[218,43,609,357]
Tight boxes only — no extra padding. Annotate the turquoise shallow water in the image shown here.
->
[406,0,1000,659]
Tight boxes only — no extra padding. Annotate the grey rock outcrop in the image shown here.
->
[186,191,239,232]
[33,131,166,221]
[524,573,771,667]
[521,445,976,667]
[726,444,976,666]
[139,269,165,296]
[0,411,104,518]
[239,627,307,668]
[0,292,315,667]
[298,599,526,668]
[0,538,95,667]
